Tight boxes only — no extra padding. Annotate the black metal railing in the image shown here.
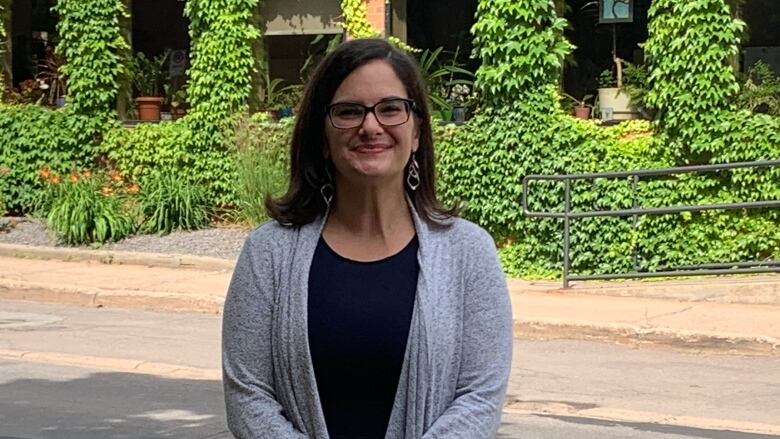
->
[522,159,780,288]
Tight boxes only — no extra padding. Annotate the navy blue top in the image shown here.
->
[307,235,419,439]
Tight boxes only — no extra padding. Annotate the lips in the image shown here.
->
[353,143,391,153]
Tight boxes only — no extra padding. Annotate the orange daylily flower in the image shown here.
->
[50,174,61,185]
[69,172,80,183]
[81,170,92,178]
[39,167,50,180]
[101,186,114,195]
[127,183,140,194]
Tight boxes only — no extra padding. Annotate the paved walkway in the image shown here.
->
[1,245,779,355]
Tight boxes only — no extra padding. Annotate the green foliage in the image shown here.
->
[416,47,476,115]
[55,0,129,116]
[736,61,780,116]
[99,118,238,208]
[184,0,260,124]
[99,121,193,184]
[136,171,210,235]
[131,50,169,97]
[0,165,9,215]
[471,0,573,110]
[0,104,109,212]
[184,0,262,206]
[228,115,291,226]
[339,0,377,39]
[644,0,745,151]
[44,172,135,245]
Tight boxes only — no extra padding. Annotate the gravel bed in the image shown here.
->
[0,216,250,260]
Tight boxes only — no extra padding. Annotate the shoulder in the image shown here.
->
[432,217,496,255]
[244,220,298,251]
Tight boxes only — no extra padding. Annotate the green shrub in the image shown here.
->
[45,171,135,245]
[99,121,193,183]
[0,165,9,216]
[137,171,210,235]
[228,115,290,226]
[0,104,109,213]
[99,118,239,208]
[736,61,780,117]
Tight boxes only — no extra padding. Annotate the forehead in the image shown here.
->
[331,60,409,103]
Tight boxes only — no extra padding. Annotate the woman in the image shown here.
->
[222,38,512,439]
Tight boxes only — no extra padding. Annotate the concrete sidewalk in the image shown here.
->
[1,244,779,356]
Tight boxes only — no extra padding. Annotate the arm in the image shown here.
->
[423,229,513,438]
[222,236,309,439]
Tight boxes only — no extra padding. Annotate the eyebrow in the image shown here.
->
[330,96,408,105]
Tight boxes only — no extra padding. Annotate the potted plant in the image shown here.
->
[597,60,639,121]
[449,83,473,125]
[169,84,188,120]
[564,93,595,119]
[132,50,170,121]
[621,62,655,120]
[276,84,302,119]
[35,47,67,107]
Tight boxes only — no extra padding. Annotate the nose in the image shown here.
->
[359,109,384,135]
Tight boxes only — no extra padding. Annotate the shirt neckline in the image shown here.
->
[318,235,419,265]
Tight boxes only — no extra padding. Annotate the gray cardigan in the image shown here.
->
[222,206,513,439]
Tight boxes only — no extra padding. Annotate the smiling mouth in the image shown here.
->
[353,144,391,153]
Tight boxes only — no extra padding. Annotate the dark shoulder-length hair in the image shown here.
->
[266,38,459,227]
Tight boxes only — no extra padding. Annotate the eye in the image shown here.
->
[332,104,364,118]
[377,101,405,114]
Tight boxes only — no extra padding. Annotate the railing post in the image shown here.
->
[632,175,640,272]
[563,179,571,289]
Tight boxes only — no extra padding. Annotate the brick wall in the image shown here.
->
[365,0,385,35]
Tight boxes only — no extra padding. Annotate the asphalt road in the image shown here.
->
[1,299,779,438]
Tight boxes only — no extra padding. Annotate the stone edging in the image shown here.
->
[0,243,236,271]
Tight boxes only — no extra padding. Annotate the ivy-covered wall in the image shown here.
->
[55,0,129,117]
[436,0,780,278]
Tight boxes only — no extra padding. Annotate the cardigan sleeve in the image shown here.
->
[422,227,513,438]
[222,236,309,439]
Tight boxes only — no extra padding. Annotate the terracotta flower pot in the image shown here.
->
[135,96,164,121]
[574,105,591,120]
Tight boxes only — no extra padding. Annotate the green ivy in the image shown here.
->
[55,0,129,117]
[438,0,780,278]
[471,0,573,110]
[184,0,260,125]
[183,0,261,206]
[0,104,110,212]
[644,0,745,154]
[99,121,194,184]
[340,0,377,39]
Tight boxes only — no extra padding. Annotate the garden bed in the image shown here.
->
[0,216,248,260]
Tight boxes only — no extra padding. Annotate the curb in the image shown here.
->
[508,277,780,306]
[0,243,236,271]
[0,278,224,314]
[515,320,780,356]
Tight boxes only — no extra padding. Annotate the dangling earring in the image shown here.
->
[407,152,420,191]
[320,165,334,206]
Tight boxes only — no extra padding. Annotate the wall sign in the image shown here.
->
[600,0,634,24]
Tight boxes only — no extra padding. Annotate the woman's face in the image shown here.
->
[324,60,419,189]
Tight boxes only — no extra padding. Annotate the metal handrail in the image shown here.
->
[522,159,780,288]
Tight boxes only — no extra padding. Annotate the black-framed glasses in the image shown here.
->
[326,98,416,129]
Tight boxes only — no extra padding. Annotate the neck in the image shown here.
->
[327,179,413,240]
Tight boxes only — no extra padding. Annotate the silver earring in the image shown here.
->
[407,152,420,191]
[321,165,334,206]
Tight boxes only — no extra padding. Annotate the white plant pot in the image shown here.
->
[597,87,639,121]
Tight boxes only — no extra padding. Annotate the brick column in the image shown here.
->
[365,0,386,35]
